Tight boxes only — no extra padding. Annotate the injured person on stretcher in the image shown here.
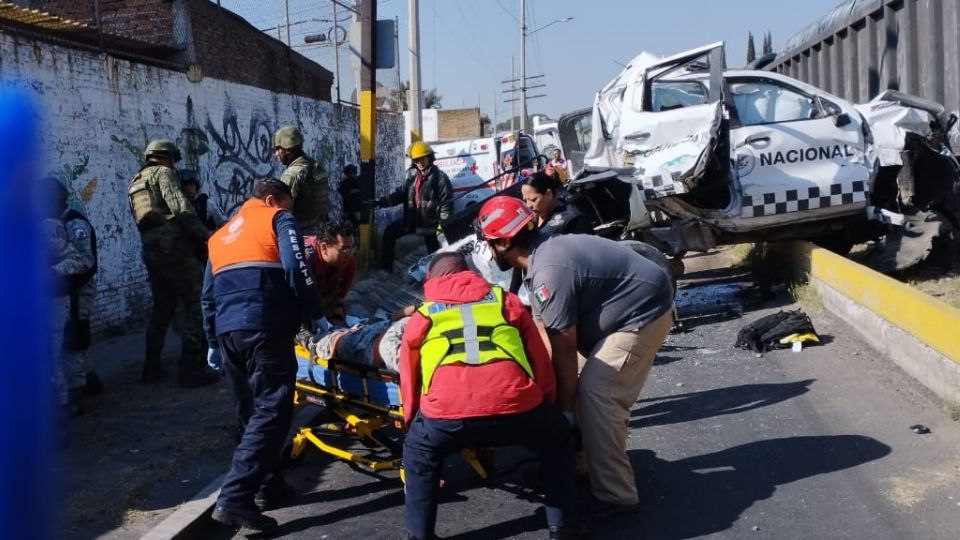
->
[303,310,411,373]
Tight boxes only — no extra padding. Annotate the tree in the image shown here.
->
[763,31,774,55]
[746,32,756,64]
[391,81,443,111]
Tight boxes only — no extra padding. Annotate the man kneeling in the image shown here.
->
[399,252,580,540]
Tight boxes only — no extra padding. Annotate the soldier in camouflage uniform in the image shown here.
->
[128,139,218,388]
[272,126,331,236]
[47,177,102,415]
[46,215,88,416]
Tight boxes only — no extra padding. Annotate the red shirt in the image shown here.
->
[303,236,357,307]
[399,271,556,424]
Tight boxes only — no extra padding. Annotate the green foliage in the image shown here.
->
[746,32,756,64]
[763,31,774,55]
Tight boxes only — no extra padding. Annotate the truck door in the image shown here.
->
[613,42,726,197]
[728,77,871,219]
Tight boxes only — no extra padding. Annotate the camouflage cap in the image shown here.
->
[144,139,182,163]
[273,126,304,150]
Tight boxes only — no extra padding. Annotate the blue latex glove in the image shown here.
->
[207,347,223,373]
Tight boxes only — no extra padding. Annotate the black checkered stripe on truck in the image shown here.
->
[740,180,866,218]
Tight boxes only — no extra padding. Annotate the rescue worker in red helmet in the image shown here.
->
[475,195,674,519]
[399,251,580,540]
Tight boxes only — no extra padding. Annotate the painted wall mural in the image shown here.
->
[1,32,405,333]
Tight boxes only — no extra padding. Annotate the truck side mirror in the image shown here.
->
[833,113,851,128]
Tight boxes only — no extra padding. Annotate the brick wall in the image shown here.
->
[0,31,403,335]
[26,0,333,101]
[437,108,481,140]
[189,1,332,102]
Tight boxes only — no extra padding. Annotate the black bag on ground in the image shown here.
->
[735,310,818,352]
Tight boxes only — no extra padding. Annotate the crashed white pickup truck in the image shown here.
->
[558,42,960,273]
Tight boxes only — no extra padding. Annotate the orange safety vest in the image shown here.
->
[208,199,283,274]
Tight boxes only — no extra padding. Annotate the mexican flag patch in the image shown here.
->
[534,283,552,304]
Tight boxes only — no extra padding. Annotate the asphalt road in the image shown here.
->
[208,264,960,540]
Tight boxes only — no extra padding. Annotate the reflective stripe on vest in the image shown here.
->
[208,199,282,275]
[416,286,534,394]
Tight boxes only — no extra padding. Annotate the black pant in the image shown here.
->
[217,330,297,510]
[403,401,577,538]
[379,219,440,271]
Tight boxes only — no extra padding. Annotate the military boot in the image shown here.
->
[140,353,169,384]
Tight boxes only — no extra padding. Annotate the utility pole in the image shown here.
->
[358,0,377,268]
[332,0,341,103]
[283,0,291,46]
[394,16,402,112]
[492,88,497,135]
[511,56,516,132]
[408,0,423,142]
[519,0,527,132]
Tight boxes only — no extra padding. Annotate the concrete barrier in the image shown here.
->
[788,241,960,404]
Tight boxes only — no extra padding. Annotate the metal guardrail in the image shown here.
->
[767,0,960,112]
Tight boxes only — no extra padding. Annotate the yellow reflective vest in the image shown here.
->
[416,286,534,394]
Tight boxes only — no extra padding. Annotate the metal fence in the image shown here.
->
[768,0,960,112]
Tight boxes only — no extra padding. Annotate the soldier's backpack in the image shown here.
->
[735,310,819,353]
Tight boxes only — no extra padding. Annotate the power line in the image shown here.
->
[493,0,519,24]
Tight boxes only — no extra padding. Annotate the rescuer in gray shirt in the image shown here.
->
[474,195,674,519]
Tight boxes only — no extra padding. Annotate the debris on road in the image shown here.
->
[910,424,932,435]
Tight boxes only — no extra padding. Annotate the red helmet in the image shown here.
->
[475,196,535,240]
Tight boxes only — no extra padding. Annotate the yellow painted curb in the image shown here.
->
[789,241,960,366]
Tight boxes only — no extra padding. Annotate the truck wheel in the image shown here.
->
[618,240,677,289]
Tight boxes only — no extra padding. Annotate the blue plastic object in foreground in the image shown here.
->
[0,88,54,539]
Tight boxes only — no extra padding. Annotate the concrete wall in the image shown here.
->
[768,0,960,112]
[787,241,960,405]
[0,31,405,335]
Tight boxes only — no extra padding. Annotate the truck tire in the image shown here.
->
[618,240,677,291]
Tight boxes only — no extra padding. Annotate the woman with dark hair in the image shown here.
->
[520,168,592,236]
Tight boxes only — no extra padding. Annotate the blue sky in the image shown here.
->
[221,0,844,122]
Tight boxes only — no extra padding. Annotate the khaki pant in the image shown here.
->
[576,309,673,505]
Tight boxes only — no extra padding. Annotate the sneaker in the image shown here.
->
[177,368,219,389]
[211,505,278,531]
[581,497,640,520]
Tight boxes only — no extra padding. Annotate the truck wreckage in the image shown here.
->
[559,42,960,274]
[418,42,959,287]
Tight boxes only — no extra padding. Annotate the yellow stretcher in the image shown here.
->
[290,344,488,480]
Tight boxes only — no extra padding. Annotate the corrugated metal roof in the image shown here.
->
[0,1,90,33]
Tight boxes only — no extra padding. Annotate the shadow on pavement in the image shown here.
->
[631,380,815,428]
[445,508,546,539]
[597,435,892,539]
[253,489,405,538]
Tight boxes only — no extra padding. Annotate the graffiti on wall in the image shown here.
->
[204,105,277,215]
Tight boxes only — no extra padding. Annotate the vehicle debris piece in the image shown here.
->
[910,424,931,435]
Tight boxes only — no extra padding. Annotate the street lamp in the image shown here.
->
[519,7,572,132]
